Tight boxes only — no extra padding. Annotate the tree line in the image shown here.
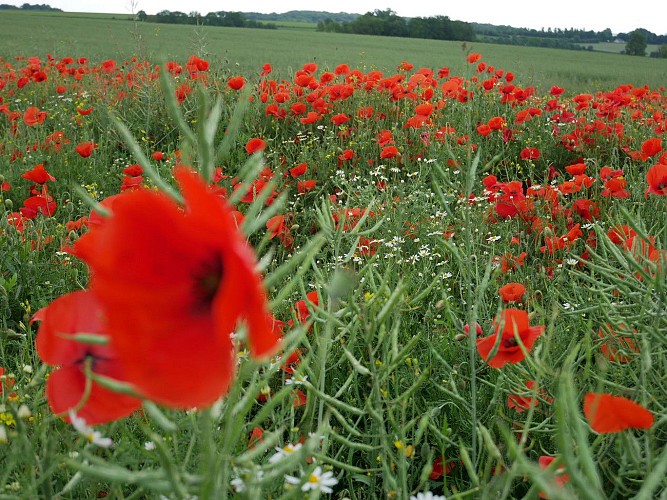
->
[317,9,475,41]
[141,10,277,30]
[0,3,61,10]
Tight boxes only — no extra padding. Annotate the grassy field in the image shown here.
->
[1,10,666,93]
[578,42,661,54]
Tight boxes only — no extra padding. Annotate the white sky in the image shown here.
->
[6,0,666,35]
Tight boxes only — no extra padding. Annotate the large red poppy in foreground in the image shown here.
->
[74,166,281,409]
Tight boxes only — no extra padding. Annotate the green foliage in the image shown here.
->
[625,30,648,56]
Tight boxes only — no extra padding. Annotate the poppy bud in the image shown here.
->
[435,300,445,309]
[4,199,12,209]
[454,333,467,341]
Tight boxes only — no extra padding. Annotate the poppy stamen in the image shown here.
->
[195,256,224,307]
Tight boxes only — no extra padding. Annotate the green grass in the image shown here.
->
[1,10,666,93]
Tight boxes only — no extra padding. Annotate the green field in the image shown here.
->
[1,10,666,93]
[578,42,660,54]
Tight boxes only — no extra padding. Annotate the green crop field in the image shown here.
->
[1,10,666,93]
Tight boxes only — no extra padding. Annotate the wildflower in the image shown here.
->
[380,145,400,159]
[285,466,338,493]
[21,164,55,184]
[520,147,540,160]
[245,137,266,155]
[227,76,245,90]
[429,457,456,479]
[583,393,654,433]
[268,442,303,463]
[645,163,667,197]
[410,492,446,500]
[23,106,47,126]
[69,411,113,448]
[74,167,281,409]
[144,441,156,451]
[476,309,545,368]
[538,456,570,499]
[33,290,142,424]
[175,83,191,104]
[598,324,639,363]
[508,380,551,413]
[75,141,97,158]
[640,137,662,160]
[290,162,307,178]
[498,282,526,303]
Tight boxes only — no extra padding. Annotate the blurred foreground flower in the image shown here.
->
[36,166,281,412]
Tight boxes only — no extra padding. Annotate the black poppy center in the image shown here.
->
[194,256,224,308]
[502,337,519,349]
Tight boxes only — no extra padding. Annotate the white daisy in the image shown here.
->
[68,411,112,448]
[410,492,446,500]
[285,466,338,493]
[268,442,302,464]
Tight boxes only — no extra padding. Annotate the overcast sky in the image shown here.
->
[8,0,666,35]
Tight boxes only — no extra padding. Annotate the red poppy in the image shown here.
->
[477,124,491,137]
[74,167,281,408]
[645,163,667,197]
[34,290,142,425]
[331,113,350,125]
[498,282,526,303]
[538,456,570,499]
[75,141,97,158]
[227,76,245,90]
[292,389,307,408]
[21,194,57,218]
[297,179,316,193]
[476,309,545,368]
[0,366,16,397]
[598,324,639,363]
[640,137,662,160]
[22,164,55,184]
[488,116,505,130]
[380,146,399,159]
[507,380,550,413]
[520,147,540,160]
[266,213,294,248]
[467,53,482,63]
[583,393,654,433]
[248,426,264,448]
[289,162,307,178]
[300,111,321,124]
[429,457,456,479]
[175,84,192,104]
[565,162,586,175]
[152,151,166,161]
[23,106,47,126]
[245,137,266,155]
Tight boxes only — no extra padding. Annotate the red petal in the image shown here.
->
[584,393,654,433]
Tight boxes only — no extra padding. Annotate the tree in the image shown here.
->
[136,10,147,21]
[651,45,667,59]
[625,30,647,56]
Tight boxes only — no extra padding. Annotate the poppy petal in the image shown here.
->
[583,393,654,433]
